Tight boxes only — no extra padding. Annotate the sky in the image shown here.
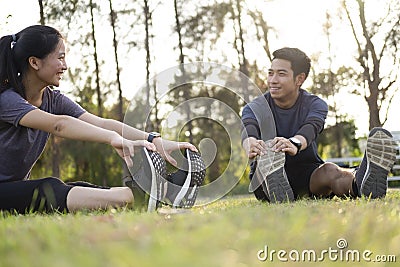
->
[0,0,399,137]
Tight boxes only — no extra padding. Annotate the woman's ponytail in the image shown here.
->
[0,34,21,95]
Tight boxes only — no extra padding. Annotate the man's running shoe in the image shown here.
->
[255,141,294,203]
[165,149,206,208]
[248,161,270,202]
[355,127,397,198]
[125,148,167,212]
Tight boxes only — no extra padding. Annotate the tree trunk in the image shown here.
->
[90,0,107,185]
[109,0,123,122]
[38,0,45,25]
[38,0,61,177]
[108,0,129,183]
[174,0,193,143]
[143,0,153,132]
[232,0,249,103]
[366,83,382,129]
[89,0,103,118]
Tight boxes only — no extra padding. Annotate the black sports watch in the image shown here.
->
[289,137,302,155]
[147,132,161,143]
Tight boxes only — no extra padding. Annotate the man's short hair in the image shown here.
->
[272,47,311,79]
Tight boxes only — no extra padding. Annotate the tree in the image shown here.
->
[36,0,61,178]
[37,0,122,186]
[38,0,45,25]
[142,0,162,132]
[311,12,361,157]
[89,0,103,117]
[317,121,360,160]
[172,0,194,142]
[179,0,273,99]
[231,0,250,103]
[342,0,400,129]
[108,0,124,122]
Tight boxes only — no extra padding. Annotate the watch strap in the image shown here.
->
[147,132,161,143]
[289,137,301,155]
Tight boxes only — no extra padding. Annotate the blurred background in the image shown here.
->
[1,0,399,191]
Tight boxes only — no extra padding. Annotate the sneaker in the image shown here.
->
[356,127,397,198]
[253,141,294,203]
[125,148,168,212]
[249,161,270,201]
[165,149,206,208]
[123,175,147,210]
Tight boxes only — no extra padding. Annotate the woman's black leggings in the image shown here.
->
[0,177,109,214]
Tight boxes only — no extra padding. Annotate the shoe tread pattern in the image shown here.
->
[361,128,397,198]
[177,150,206,208]
[257,150,294,203]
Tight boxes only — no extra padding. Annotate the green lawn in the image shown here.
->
[1,191,400,267]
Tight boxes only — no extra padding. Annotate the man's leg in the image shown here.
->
[310,127,397,198]
[309,162,355,197]
[66,186,133,212]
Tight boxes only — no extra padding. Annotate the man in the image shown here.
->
[241,47,397,202]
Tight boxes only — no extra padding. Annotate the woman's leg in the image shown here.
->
[0,177,133,214]
[66,186,133,212]
[0,177,72,213]
[309,162,355,197]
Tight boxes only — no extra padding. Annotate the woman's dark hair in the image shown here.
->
[272,47,311,80]
[0,25,63,96]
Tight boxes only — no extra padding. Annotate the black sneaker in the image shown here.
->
[355,127,397,198]
[165,149,206,208]
[123,175,147,210]
[125,148,167,212]
[255,143,294,203]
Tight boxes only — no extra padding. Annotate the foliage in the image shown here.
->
[342,0,400,129]
[26,0,400,190]
[317,121,361,160]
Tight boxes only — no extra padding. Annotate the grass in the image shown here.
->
[1,191,400,267]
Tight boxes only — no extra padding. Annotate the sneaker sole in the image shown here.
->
[143,148,167,212]
[360,128,397,198]
[184,150,206,207]
[249,140,276,192]
[173,149,206,208]
[256,148,294,203]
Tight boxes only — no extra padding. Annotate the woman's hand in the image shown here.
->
[153,138,198,166]
[110,135,156,167]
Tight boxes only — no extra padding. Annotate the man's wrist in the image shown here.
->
[289,137,302,154]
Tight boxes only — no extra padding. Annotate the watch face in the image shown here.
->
[289,137,302,152]
[150,132,161,137]
[291,138,301,146]
[148,132,161,143]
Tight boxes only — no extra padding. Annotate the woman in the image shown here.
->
[0,25,196,214]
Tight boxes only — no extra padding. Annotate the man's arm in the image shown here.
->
[241,102,269,158]
[295,97,328,147]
